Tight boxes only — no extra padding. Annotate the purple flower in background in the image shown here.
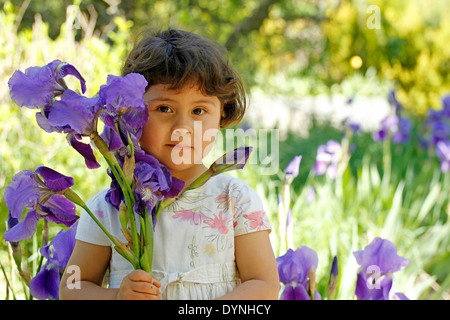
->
[8,60,86,109]
[355,268,393,300]
[373,115,412,144]
[327,256,339,299]
[436,140,450,173]
[3,166,78,242]
[353,237,409,300]
[343,117,361,134]
[430,120,450,146]
[388,90,403,112]
[314,140,341,179]
[29,222,78,300]
[284,155,302,184]
[393,292,409,300]
[442,95,450,118]
[421,96,450,149]
[277,246,322,300]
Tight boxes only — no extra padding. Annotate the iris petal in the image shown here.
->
[279,283,311,300]
[353,237,409,274]
[35,165,74,191]
[29,264,60,300]
[56,63,86,94]
[8,66,56,108]
[3,210,40,242]
[42,194,78,227]
[4,170,40,219]
[68,133,101,169]
[47,90,98,135]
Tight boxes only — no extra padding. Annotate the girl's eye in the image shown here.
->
[193,108,205,115]
[157,105,172,113]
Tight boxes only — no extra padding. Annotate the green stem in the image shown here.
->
[65,188,140,269]
[91,132,141,264]
[64,189,121,248]
[103,156,140,261]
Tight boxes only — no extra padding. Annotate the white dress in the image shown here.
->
[75,174,271,300]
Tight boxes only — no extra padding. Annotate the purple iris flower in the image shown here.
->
[106,148,184,220]
[284,155,302,184]
[327,256,338,299]
[8,60,86,109]
[436,140,450,173]
[393,292,409,300]
[343,117,361,134]
[421,97,450,149]
[100,117,143,153]
[430,120,450,146]
[373,115,412,144]
[353,237,409,300]
[276,247,322,300]
[213,146,253,174]
[39,89,102,169]
[388,90,403,112]
[45,89,99,135]
[314,140,341,179]
[98,73,149,130]
[3,166,78,242]
[442,95,450,118]
[29,222,78,300]
[135,149,184,207]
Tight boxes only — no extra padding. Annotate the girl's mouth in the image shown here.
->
[167,143,193,150]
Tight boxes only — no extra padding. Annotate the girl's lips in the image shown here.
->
[167,143,193,149]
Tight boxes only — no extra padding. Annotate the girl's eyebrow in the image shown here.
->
[148,97,176,102]
[149,97,217,105]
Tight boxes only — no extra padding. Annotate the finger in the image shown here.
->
[128,269,154,283]
[151,278,162,288]
[131,281,160,296]
[122,291,162,300]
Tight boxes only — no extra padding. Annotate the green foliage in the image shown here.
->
[0,1,128,252]
[323,0,450,114]
[1,1,449,300]
[229,121,449,300]
[5,0,450,114]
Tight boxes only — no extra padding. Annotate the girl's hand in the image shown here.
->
[117,270,162,300]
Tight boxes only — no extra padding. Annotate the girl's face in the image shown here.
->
[140,84,222,180]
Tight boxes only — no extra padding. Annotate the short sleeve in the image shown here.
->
[232,181,271,237]
[75,189,114,247]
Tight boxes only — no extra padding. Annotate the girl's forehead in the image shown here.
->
[144,83,220,104]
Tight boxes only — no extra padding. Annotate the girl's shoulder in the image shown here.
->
[204,174,261,201]
[205,173,255,193]
[207,173,249,188]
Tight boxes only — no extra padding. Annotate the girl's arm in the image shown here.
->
[59,240,161,300]
[217,230,280,300]
[59,240,118,299]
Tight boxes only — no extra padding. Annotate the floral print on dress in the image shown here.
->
[173,209,209,225]
[243,210,270,231]
[204,211,229,234]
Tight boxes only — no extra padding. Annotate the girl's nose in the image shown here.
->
[170,116,193,143]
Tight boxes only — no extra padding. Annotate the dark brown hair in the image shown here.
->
[122,28,246,128]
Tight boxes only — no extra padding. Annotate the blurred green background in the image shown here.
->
[0,0,449,300]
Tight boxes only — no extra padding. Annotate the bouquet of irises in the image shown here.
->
[3,60,251,299]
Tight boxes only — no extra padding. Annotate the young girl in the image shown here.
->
[59,28,279,300]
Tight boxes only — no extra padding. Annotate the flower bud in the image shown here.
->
[327,256,338,300]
